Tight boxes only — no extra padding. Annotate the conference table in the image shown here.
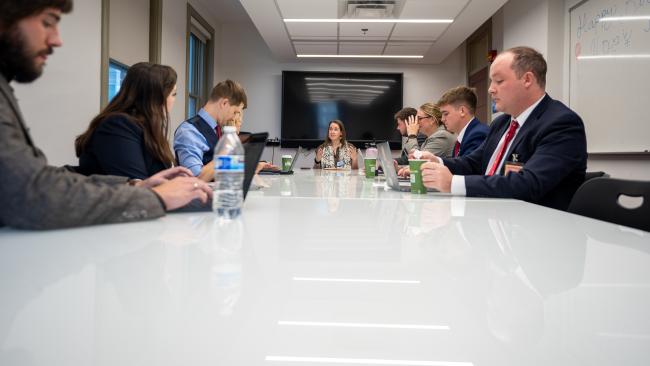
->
[1,169,649,365]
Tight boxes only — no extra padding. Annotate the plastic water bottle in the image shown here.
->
[213,125,244,219]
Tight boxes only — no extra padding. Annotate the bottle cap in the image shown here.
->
[223,126,237,133]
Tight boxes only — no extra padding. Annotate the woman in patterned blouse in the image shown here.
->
[313,120,359,169]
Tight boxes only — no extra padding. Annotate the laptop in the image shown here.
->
[242,132,270,198]
[258,147,302,175]
[172,132,269,212]
[376,141,439,193]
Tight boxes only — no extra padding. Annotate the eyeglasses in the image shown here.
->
[416,115,432,122]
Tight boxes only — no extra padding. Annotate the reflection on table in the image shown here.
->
[1,171,649,365]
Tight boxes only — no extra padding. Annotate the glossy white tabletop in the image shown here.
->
[1,170,649,366]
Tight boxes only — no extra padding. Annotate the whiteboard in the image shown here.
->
[569,0,650,153]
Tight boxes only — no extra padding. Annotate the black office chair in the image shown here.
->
[568,177,650,232]
[584,171,608,181]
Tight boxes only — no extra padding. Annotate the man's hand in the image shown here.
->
[256,162,279,174]
[421,161,452,193]
[137,166,193,188]
[151,177,212,211]
[198,161,215,182]
[408,150,436,161]
[405,115,420,136]
[397,166,410,178]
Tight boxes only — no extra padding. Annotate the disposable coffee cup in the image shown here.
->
[409,159,427,194]
[364,158,377,178]
[281,155,292,172]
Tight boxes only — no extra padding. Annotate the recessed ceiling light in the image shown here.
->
[284,18,453,24]
[278,321,450,330]
[577,54,650,59]
[297,54,423,59]
[292,277,421,284]
[599,15,650,22]
[265,356,473,365]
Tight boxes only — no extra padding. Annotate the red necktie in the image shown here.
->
[215,125,222,139]
[453,141,460,157]
[487,119,519,176]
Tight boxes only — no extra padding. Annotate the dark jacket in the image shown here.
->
[0,73,164,229]
[455,117,489,157]
[78,114,170,179]
[442,94,587,210]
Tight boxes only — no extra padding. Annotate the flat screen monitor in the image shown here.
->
[281,71,403,149]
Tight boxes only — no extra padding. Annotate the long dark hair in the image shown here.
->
[75,62,176,166]
[319,119,350,149]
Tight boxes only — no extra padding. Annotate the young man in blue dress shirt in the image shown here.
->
[174,80,247,181]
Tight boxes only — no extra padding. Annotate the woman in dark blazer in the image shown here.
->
[75,62,177,179]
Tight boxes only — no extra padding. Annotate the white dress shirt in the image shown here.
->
[447,94,546,196]
[455,117,476,145]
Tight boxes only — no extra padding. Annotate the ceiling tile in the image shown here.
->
[293,42,338,54]
[399,0,469,19]
[339,22,394,38]
[384,42,432,55]
[339,36,389,42]
[390,23,449,41]
[285,23,337,39]
[339,42,386,55]
[276,0,338,18]
[239,0,510,64]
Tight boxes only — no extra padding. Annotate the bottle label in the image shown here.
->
[215,155,244,172]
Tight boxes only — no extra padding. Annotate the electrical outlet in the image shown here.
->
[266,138,280,146]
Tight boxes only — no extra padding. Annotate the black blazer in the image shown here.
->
[442,94,587,210]
[455,117,489,157]
[78,114,170,179]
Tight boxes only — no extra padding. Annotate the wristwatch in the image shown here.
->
[407,134,417,139]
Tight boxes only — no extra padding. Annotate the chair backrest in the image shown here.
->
[568,177,650,232]
[584,171,608,182]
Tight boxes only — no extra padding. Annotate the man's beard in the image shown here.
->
[0,26,52,83]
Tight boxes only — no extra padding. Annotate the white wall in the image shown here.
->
[215,21,467,165]
[12,0,224,166]
[161,0,222,132]
[109,0,149,66]
[501,0,567,98]
[497,0,650,180]
[13,0,102,166]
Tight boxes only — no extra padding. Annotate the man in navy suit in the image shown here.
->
[437,86,489,157]
[421,47,587,210]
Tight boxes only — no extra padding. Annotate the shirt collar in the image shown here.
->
[198,108,218,129]
[456,117,476,143]
[513,94,546,127]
